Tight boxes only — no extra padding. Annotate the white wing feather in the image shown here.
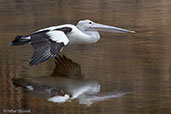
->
[46,31,69,45]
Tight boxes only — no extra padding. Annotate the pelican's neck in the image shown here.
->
[68,26,100,44]
[78,29,100,44]
[77,26,100,40]
[84,31,100,42]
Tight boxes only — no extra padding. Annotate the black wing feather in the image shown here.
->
[29,45,50,66]
[30,42,64,66]
[29,30,65,66]
[55,27,72,34]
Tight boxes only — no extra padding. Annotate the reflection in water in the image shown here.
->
[13,55,129,106]
[78,91,130,106]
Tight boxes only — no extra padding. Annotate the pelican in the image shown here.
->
[10,19,135,66]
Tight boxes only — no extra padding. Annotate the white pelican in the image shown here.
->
[10,19,135,66]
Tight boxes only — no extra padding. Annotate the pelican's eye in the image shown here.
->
[89,22,92,24]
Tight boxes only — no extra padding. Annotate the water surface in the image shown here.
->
[0,0,171,114]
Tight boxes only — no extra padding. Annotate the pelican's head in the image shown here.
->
[77,19,135,34]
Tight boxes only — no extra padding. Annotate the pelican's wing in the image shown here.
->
[29,28,71,66]
[51,55,83,80]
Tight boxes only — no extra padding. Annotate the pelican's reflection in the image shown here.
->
[12,55,130,106]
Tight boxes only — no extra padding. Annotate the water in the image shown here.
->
[0,0,171,114]
[11,55,127,106]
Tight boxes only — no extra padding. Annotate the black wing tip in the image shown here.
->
[29,53,55,66]
[29,57,49,66]
[10,35,23,46]
[29,61,37,66]
[15,35,23,39]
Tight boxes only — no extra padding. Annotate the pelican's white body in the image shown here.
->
[27,19,134,46]
[37,24,100,45]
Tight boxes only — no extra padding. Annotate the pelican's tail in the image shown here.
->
[10,35,31,46]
